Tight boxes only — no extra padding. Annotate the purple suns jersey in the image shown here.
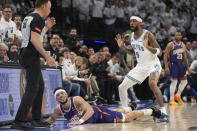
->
[59,97,123,124]
[169,41,184,63]
[169,41,186,79]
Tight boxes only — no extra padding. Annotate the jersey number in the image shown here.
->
[22,19,28,29]
[177,54,182,59]
[136,52,139,58]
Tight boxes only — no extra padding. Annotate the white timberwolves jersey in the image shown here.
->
[130,29,160,65]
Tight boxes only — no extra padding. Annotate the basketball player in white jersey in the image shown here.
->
[115,16,168,122]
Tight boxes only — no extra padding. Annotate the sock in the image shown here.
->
[170,80,178,100]
[142,109,152,116]
[160,106,167,114]
[176,80,187,97]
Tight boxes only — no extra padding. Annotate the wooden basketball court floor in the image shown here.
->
[1,102,197,131]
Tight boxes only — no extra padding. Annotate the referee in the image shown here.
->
[11,0,56,129]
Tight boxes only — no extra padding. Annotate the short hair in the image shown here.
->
[70,27,77,31]
[53,87,64,95]
[62,48,70,53]
[13,14,22,20]
[13,14,22,19]
[35,0,50,8]
[3,4,12,11]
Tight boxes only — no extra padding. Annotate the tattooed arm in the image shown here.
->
[46,105,62,124]
[143,32,162,56]
[115,34,135,55]
[68,96,94,125]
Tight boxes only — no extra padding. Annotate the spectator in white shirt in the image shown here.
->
[190,40,197,60]
[177,11,186,32]
[13,14,22,46]
[76,0,92,38]
[103,0,116,40]
[89,0,105,38]
[115,1,125,33]
[161,6,173,28]
[1,5,16,46]
[155,0,166,12]
[125,1,139,18]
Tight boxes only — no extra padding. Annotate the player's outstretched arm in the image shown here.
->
[68,96,94,126]
[115,34,134,55]
[46,105,62,124]
[163,42,173,74]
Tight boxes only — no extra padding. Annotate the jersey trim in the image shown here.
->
[126,75,141,84]
[34,27,42,33]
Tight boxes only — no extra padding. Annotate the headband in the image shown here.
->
[130,16,142,22]
[54,89,66,98]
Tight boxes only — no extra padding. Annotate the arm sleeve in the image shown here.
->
[30,17,45,35]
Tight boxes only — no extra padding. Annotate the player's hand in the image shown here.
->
[165,67,170,74]
[143,33,149,49]
[68,121,82,126]
[115,34,124,48]
[45,17,56,30]
[188,68,196,74]
[46,57,57,67]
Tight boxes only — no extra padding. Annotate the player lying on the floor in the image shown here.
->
[46,87,162,126]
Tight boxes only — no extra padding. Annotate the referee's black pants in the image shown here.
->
[15,57,44,122]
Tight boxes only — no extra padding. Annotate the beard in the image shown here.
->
[130,26,139,32]
[175,38,181,42]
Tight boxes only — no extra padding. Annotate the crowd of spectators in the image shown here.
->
[0,0,197,104]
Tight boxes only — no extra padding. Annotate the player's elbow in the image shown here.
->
[158,50,162,57]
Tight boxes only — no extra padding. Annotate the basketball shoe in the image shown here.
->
[169,99,178,105]
[129,102,137,111]
[174,95,184,104]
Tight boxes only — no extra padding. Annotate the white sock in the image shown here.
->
[142,109,152,116]
[176,80,187,97]
[170,80,178,100]
[160,106,167,114]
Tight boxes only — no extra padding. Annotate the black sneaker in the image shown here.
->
[11,121,34,130]
[148,106,162,118]
[31,120,51,128]
[129,102,137,111]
